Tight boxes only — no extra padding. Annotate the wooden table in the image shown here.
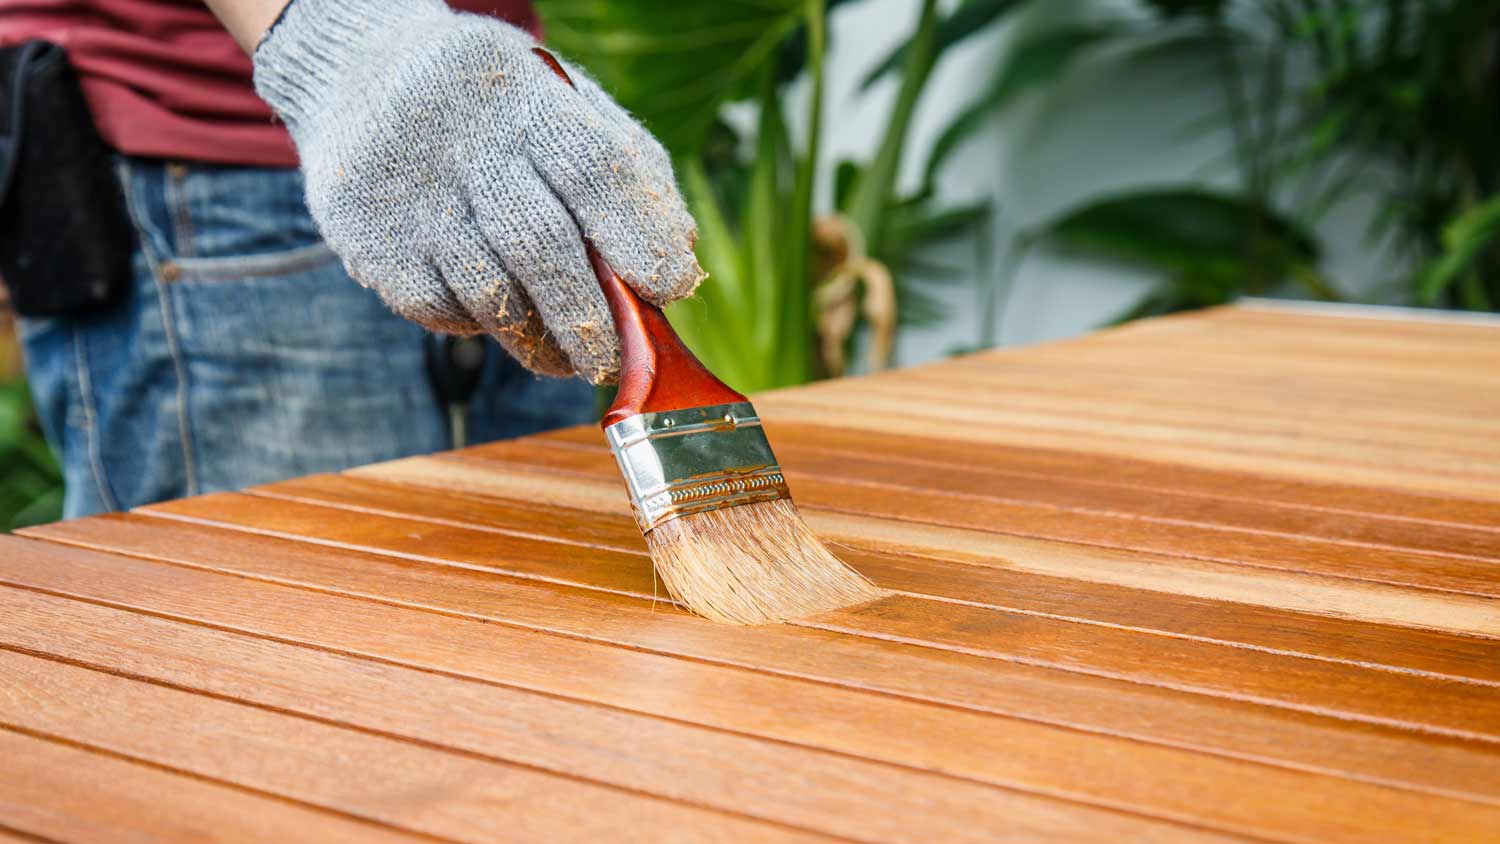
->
[3,302,1498,843]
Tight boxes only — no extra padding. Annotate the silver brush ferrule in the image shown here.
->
[603,401,791,532]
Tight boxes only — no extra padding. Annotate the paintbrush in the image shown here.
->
[534,48,883,625]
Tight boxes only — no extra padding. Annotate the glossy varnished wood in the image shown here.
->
[7,303,1500,842]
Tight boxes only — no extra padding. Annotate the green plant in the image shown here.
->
[909,1,1341,321]
[539,0,1002,390]
[1262,0,1500,310]
[0,376,62,531]
[921,0,1498,319]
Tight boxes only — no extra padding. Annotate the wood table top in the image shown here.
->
[4,302,1498,843]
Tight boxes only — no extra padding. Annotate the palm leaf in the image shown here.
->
[857,0,1026,91]
[537,0,804,154]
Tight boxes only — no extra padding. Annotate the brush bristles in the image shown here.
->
[644,498,884,625]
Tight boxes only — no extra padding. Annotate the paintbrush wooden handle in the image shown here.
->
[585,245,747,427]
[531,48,747,429]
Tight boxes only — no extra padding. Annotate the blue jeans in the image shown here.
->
[20,157,594,519]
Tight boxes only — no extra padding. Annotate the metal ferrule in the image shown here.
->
[603,401,791,532]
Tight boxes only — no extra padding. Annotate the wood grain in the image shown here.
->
[342,455,1500,638]
[13,525,1499,814]
[455,438,1500,597]
[6,304,1500,843]
[0,583,1240,844]
[537,422,1500,551]
[6,536,1500,844]
[7,580,1458,844]
[249,472,1500,686]
[124,490,1500,742]
[0,648,839,844]
[0,729,430,844]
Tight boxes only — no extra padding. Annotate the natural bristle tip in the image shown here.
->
[644,499,884,625]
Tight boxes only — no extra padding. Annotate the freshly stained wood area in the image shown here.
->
[5,303,1500,843]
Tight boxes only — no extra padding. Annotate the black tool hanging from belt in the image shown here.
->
[0,40,133,318]
[424,333,487,449]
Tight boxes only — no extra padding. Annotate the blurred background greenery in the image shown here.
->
[2,0,1496,528]
[543,0,1499,385]
[0,300,63,530]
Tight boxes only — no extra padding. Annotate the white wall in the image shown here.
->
[791,0,1402,368]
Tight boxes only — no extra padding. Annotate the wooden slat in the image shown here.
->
[0,647,837,844]
[756,393,1500,501]
[855,362,1500,441]
[339,456,1500,638]
[126,489,1500,743]
[827,380,1500,461]
[456,438,1500,596]
[6,539,1500,844]
[931,362,1500,440]
[0,585,1196,844]
[1030,316,1500,386]
[864,362,1500,443]
[14,524,1499,814]
[8,304,1500,843]
[1093,308,1500,369]
[648,421,1500,530]
[0,729,428,844]
[521,427,1500,558]
[4,581,1448,844]
[245,472,1500,687]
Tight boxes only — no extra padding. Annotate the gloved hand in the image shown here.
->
[252,0,703,383]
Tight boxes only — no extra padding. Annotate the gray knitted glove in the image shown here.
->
[252,0,703,383]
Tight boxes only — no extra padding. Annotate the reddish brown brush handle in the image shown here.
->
[586,245,747,427]
[531,48,747,429]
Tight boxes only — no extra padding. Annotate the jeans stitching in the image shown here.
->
[172,241,339,281]
[114,160,172,260]
[116,159,201,499]
[165,163,196,258]
[70,323,119,512]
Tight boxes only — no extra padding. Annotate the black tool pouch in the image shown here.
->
[0,40,133,317]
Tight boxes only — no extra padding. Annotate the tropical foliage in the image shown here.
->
[0,318,61,530]
[922,0,1498,318]
[541,0,997,391]
[543,0,1499,360]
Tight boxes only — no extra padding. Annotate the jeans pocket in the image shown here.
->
[172,240,339,282]
[160,161,335,280]
[167,253,449,491]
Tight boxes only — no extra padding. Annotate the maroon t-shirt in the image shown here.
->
[0,1,540,167]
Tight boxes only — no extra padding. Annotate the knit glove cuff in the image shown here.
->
[254,0,453,134]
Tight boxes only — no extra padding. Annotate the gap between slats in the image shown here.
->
[0,582,1379,844]
[832,379,1500,461]
[0,822,66,844]
[15,523,1499,812]
[0,649,850,844]
[2,533,1500,844]
[514,433,1500,568]
[76,492,1500,745]
[0,727,440,844]
[239,472,1500,688]
[443,444,1500,609]
[759,393,1500,502]
[554,420,1500,534]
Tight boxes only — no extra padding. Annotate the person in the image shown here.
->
[0,0,703,518]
